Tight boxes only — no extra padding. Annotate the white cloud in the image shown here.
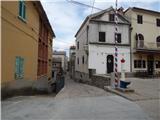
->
[41,0,159,56]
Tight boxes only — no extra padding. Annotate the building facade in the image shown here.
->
[75,7,131,81]
[52,58,62,81]
[1,1,55,93]
[125,7,160,76]
[69,46,76,78]
[52,51,67,73]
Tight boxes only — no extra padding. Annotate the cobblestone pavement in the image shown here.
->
[54,75,112,100]
[2,75,152,120]
[127,78,160,120]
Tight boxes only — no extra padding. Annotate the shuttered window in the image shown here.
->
[19,0,26,20]
[15,57,24,79]
[137,15,143,24]
[99,32,105,42]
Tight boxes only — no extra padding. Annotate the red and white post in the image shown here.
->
[114,0,119,87]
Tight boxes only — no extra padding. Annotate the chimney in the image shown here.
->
[118,7,124,15]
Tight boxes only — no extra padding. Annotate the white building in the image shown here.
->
[75,7,131,80]
[52,51,67,73]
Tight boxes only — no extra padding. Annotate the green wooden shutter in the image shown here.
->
[15,57,24,79]
[15,57,20,79]
[19,1,22,17]
[19,58,24,78]
[23,4,26,19]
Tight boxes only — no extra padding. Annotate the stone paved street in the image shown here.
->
[2,75,152,120]
[127,78,160,120]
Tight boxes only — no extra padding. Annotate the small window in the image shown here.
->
[15,56,24,79]
[137,60,141,68]
[77,41,79,50]
[109,14,115,21]
[156,36,160,47]
[115,33,121,43]
[137,15,143,24]
[156,61,160,68]
[99,32,105,42]
[82,56,84,64]
[156,19,160,27]
[134,60,137,68]
[142,60,146,68]
[134,60,146,68]
[19,0,26,20]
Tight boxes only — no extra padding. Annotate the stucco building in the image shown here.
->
[1,1,55,94]
[69,46,76,78]
[52,51,67,73]
[75,7,131,81]
[125,7,160,76]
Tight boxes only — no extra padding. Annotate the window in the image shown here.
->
[15,56,24,79]
[109,14,115,21]
[115,33,121,43]
[82,56,84,64]
[156,19,160,27]
[137,15,143,24]
[99,32,105,42]
[77,41,79,50]
[77,57,79,64]
[136,33,144,48]
[156,36,160,47]
[134,60,146,68]
[142,60,146,68]
[19,0,26,20]
[156,61,160,68]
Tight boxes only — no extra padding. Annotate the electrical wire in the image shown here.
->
[91,0,95,14]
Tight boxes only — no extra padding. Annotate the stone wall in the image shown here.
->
[75,71,110,89]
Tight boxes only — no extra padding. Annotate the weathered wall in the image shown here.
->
[125,9,160,73]
[89,22,130,44]
[75,20,89,74]
[1,1,39,86]
[88,45,131,74]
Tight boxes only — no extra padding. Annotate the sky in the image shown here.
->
[41,0,160,56]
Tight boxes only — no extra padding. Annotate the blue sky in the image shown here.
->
[41,0,160,56]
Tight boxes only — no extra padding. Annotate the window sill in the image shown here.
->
[18,16,26,23]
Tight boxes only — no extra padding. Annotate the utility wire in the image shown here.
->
[91,0,95,14]
[66,0,102,10]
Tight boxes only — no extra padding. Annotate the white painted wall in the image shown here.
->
[75,21,89,73]
[52,54,67,72]
[88,44,131,74]
[89,22,129,44]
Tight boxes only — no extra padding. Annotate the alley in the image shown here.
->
[2,75,152,120]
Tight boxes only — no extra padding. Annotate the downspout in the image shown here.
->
[129,25,132,72]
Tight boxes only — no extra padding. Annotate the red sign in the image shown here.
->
[121,58,125,63]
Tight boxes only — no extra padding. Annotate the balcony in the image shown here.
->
[135,40,160,53]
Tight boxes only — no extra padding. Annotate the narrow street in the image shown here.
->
[2,74,152,120]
